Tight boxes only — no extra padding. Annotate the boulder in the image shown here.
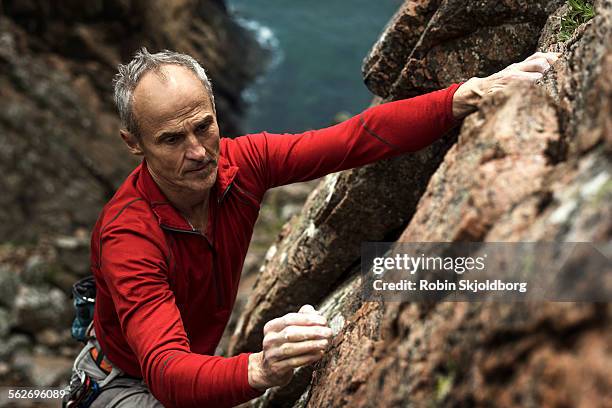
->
[12,285,72,335]
[232,0,612,406]
[229,0,567,358]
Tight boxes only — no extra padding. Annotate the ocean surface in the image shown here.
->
[227,0,401,134]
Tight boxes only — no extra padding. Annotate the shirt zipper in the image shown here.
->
[160,225,201,235]
[219,182,233,204]
[160,181,234,309]
[210,181,234,308]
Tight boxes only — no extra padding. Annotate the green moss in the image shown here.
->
[559,0,595,41]
[435,373,454,402]
[520,250,537,280]
[593,179,612,204]
[434,361,457,404]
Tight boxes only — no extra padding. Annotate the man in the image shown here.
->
[68,48,559,407]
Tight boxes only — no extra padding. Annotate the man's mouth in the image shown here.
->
[185,160,215,174]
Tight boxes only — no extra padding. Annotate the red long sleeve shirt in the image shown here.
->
[91,83,463,407]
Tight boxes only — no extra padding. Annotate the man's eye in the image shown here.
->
[164,136,179,145]
[195,125,209,135]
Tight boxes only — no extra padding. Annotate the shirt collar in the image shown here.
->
[136,155,239,231]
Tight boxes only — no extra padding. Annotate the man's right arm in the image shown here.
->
[248,305,333,390]
[99,224,261,408]
[225,83,462,196]
[224,51,560,196]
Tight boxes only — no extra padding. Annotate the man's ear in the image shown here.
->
[120,129,144,156]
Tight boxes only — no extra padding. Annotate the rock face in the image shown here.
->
[0,242,78,390]
[362,0,564,99]
[0,0,264,241]
[228,0,567,356]
[231,0,611,407]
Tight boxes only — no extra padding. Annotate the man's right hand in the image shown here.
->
[248,305,332,391]
[452,51,561,119]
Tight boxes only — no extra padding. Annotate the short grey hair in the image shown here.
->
[113,48,215,137]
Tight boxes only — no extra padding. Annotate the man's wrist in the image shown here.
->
[248,352,268,391]
[452,77,484,120]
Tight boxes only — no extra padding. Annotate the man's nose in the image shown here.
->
[185,134,206,161]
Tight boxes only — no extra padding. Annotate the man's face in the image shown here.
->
[125,65,220,196]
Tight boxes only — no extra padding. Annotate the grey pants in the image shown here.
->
[67,332,163,407]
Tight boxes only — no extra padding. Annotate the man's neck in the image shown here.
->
[171,190,211,233]
[149,172,211,233]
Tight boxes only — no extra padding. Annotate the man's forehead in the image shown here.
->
[132,65,213,129]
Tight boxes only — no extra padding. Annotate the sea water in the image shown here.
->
[228,0,401,133]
